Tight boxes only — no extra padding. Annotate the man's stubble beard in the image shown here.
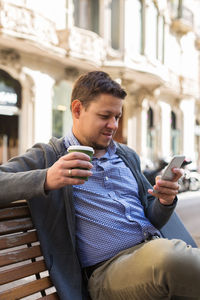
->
[89,141,109,150]
[89,135,116,150]
[83,131,116,150]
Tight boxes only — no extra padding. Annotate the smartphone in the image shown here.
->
[161,155,185,181]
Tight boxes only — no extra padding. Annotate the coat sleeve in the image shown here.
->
[122,144,177,230]
[0,143,56,204]
[139,160,177,229]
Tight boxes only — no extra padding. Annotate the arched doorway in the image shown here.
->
[171,110,180,155]
[147,106,155,161]
[0,69,21,163]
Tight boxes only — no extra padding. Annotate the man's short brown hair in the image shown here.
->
[71,71,127,109]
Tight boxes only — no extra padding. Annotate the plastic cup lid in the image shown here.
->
[67,145,94,154]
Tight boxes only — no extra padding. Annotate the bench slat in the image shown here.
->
[0,217,33,235]
[0,230,38,250]
[0,276,53,299]
[0,259,46,284]
[0,201,59,299]
[0,244,42,267]
[38,292,60,300]
[0,206,30,221]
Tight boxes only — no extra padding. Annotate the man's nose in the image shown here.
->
[107,117,118,129]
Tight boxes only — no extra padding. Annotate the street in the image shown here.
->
[176,190,200,247]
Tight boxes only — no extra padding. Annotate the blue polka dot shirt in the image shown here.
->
[64,131,160,267]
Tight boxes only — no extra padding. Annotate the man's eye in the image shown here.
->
[100,115,109,119]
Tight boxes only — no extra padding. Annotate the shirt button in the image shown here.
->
[144,232,148,238]
[105,176,109,181]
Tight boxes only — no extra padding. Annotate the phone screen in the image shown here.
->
[161,155,185,181]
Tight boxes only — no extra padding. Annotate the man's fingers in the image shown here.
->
[64,168,92,178]
[57,158,93,172]
[58,154,93,170]
[62,152,91,161]
[154,179,179,190]
[61,176,86,186]
[152,187,179,196]
[148,189,177,205]
[45,152,93,191]
[171,168,184,182]
[149,168,183,206]
[69,159,93,169]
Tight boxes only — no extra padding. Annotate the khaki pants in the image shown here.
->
[88,238,200,300]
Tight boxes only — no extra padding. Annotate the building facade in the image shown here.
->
[0,0,200,169]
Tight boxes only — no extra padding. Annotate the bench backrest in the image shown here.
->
[0,200,59,300]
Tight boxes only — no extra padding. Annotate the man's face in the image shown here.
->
[72,94,123,150]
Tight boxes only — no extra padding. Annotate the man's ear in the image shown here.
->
[71,100,83,119]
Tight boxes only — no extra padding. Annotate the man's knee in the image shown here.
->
[104,239,181,285]
[145,238,199,279]
[89,239,200,299]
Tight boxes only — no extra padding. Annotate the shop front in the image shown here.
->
[0,69,21,164]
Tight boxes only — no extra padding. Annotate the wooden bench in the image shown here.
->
[0,200,59,300]
[0,200,198,300]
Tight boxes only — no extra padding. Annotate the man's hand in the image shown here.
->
[148,168,184,205]
[44,152,93,191]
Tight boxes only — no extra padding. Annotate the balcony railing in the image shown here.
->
[57,26,106,65]
[0,0,58,46]
[178,6,193,23]
[171,5,194,35]
[195,26,200,51]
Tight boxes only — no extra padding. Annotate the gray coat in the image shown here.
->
[0,137,197,300]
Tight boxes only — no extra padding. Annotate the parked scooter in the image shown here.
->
[178,159,191,193]
[179,159,200,192]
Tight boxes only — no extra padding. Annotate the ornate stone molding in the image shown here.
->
[64,66,84,81]
[195,35,200,51]
[0,1,58,46]
[57,26,106,65]
[0,48,21,72]
[179,76,199,98]
[170,5,194,36]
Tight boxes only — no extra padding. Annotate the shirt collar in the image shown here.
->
[64,129,116,156]
[67,130,80,146]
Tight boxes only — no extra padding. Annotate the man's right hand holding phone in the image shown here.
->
[148,168,183,205]
[148,155,185,205]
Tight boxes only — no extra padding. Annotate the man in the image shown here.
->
[0,71,199,300]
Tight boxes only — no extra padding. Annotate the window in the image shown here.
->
[132,0,142,54]
[170,0,179,19]
[195,119,200,165]
[111,0,120,50]
[157,14,165,62]
[147,107,154,129]
[146,2,165,62]
[52,110,63,138]
[0,70,21,109]
[171,111,176,130]
[0,70,21,163]
[125,0,142,54]
[146,1,158,59]
[171,111,180,155]
[147,107,155,161]
[52,81,72,138]
[0,115,19,163]
[73,0,99,34]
